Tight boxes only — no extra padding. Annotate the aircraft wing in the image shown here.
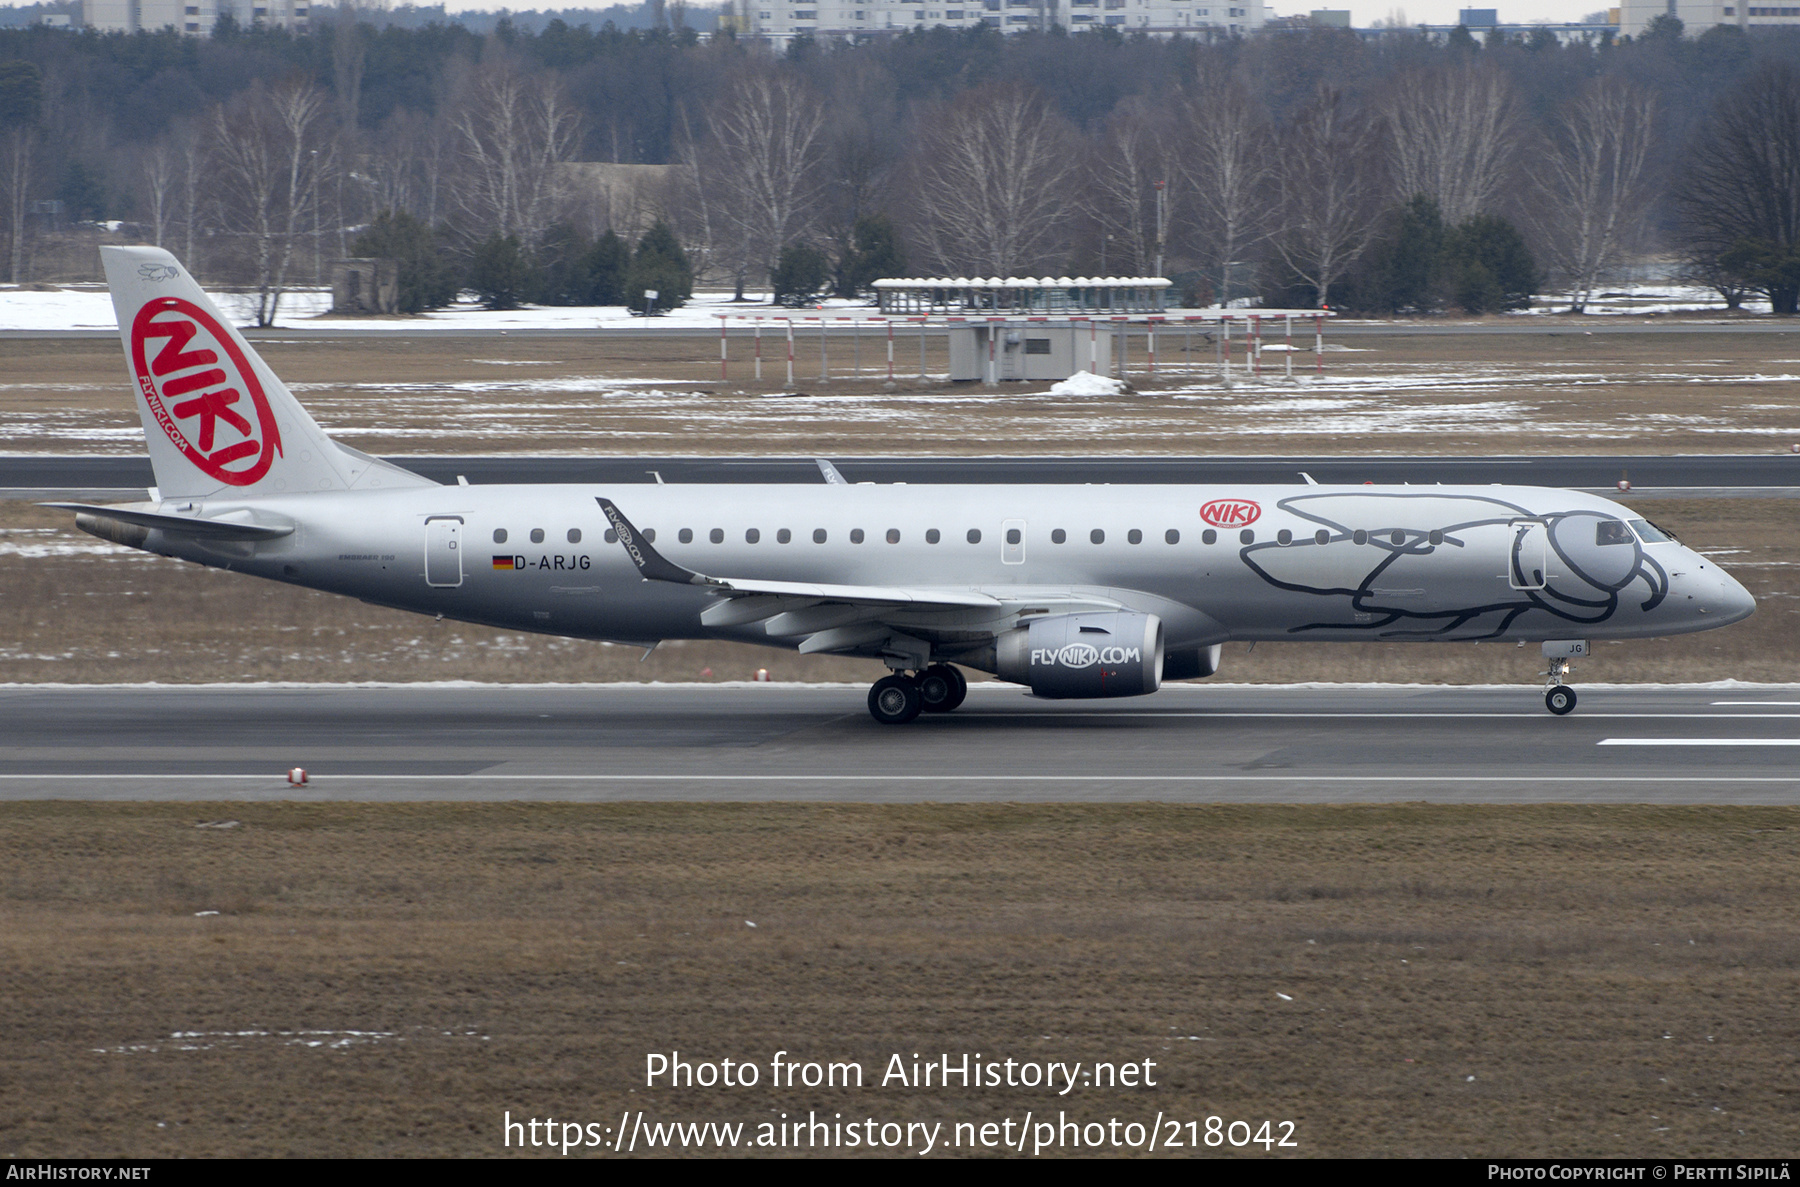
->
[596,496,1118,654]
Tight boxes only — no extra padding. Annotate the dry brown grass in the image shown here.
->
[6,326,1800,456]
[1,802,1796,1158]
[3,497,1793,686]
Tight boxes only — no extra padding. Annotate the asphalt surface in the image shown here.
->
[4,683,1799,803]
[6,453,1800,499]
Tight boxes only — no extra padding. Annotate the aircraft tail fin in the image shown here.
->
[99,245,436,499]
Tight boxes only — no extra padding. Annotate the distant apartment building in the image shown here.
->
[83,0,312,35]
[1619,0,1800,34]
[722,0,1267,48]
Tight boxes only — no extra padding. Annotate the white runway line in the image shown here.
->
[1712,701,1800,706]
[5,773,1800,783]
[1598,738,1800,747]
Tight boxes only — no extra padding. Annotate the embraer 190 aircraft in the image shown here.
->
[55,246,1756,723]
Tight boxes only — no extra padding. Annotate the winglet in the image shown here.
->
[815,457,848,485]
[596,497,707,585]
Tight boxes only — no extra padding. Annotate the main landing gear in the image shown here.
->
[868,664,968,724]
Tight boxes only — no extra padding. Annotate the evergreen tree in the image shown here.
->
[772,242,830,306]
[529,222,593,306]
[351,211,459,313]
[469,233,531,311]
[583,230,631,305]
[624,219,692,314]
[1441,214,1537,313]
[833,215,907,299]
[1370,196,1446,313]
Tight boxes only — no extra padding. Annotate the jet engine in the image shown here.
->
[991,611,1164,699]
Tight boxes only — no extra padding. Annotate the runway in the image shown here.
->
[5,683,1800,803]
[5,452,1799,501]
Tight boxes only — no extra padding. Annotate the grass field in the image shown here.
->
[5,326,1800,458]
[1,802,1795,1158]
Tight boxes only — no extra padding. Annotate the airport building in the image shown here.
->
[721,0,1268,49]
[1618,0,1800,35]
[82,0,312,35]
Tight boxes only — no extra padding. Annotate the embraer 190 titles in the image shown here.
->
[53,247,1756,723]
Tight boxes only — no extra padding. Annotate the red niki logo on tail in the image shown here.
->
[1199,498,1261,528]
[130,297,282,485]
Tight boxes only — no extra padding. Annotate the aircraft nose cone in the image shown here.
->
[1715,571,1757,626]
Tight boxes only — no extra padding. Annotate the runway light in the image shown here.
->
[700,667,713,678]
[287,768,308,786]
[754,668,771,682]
[1617,478,1631,491]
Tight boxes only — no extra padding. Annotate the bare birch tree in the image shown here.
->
[0,59,41,284]
[211,80,335,326]
[1179,70,1271,304]
[911,83,1076,278]
[1385,62,1519,223]
[1528,78,1657,313]
[1273,86,1382,308]
[1086,99,1178,276]
[447,61,581,246]
[139,139,175,247]
[703,69,827,296]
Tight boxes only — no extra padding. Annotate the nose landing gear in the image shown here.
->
[1544,656,1576,716]
[868,664,968,724]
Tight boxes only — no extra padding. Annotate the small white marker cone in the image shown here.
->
[287,768,308,786]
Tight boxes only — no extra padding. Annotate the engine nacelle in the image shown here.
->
[994,612,1164,699]
[1162,644,1223,681]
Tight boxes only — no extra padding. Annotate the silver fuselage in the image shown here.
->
[126,482,1755,651]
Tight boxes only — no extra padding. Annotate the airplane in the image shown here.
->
[52,246,1756,724]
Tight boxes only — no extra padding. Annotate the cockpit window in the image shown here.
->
[1596,520,1633,546]
[1629,518,1676,544]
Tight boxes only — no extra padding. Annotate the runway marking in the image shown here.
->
[953,712,1800,720]
[4,774,1800,783]
[1712,701,1800,706]
[1597,738,1800,747]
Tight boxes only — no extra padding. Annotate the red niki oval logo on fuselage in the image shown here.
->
[130,296,281,486]
[1199,498,1261,528]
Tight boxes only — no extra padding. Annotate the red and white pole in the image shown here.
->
[754,319,763,381]
[719,317,728,381]
[1284,314,1293,380]
[886,320,895,382]
[785,318,795,388]
[1147,319,1156,376]
[1315,313,1324,376]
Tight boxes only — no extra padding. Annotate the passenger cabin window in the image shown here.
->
[1202,529,1217,545]
[1090,529,1105,544]
[1277,529,1292,546]
[493,529,508,543]
[1315,529,1330,545]
[1428,530,1443,546]
[1391,530,1405,546]
[851,529,865,543]
[966,529,982,544]
[679,528,694,543]
[1239,529,1254,545]
[643,529,655,543]
[530,528,545,544]
[814,529,827,543]
[746,528,760,543]
[886,529,901,544]
[1006,528,1021,545]
[1165,529,1179,544]
[1353,529,1367,545]
[1052,529,1066,544]
[1597,520,1633,546]
[567,528,581,544]
[711,529,724,543]
[777,529,792,543]
[605,529,618,544]
[1127,529,1142,545]
[927,529,941,544]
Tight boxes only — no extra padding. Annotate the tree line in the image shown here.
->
[1,12,1799,316]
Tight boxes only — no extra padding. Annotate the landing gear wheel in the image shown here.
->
[869,674,923,724]
[1545,685,1577,716]
[918,664,968,713]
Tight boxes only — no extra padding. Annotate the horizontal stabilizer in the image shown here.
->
[45,502,295,540]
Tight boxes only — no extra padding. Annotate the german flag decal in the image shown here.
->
[492,555,517,570]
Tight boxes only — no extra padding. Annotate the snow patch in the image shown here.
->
[1049,370,1129,397]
